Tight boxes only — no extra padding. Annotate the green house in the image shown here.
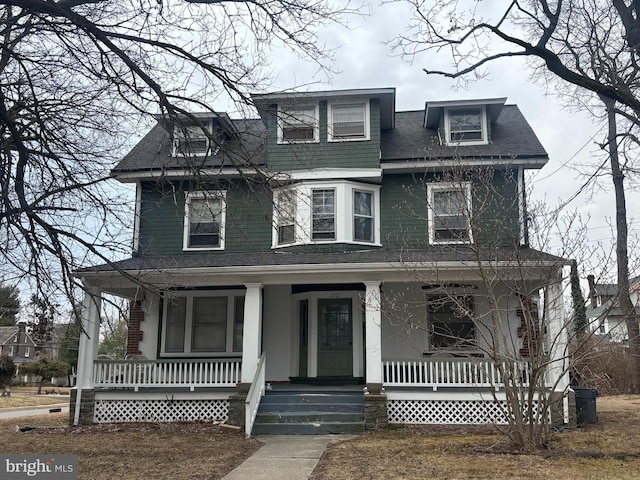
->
[73,88,571,434]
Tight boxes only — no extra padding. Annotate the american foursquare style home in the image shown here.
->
[72,88,571,435]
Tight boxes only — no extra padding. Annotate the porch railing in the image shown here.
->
[93,358,241,391]
[245,352,267,438]
[383,358,538,391]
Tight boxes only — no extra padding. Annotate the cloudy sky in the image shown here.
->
[249,1,638,280]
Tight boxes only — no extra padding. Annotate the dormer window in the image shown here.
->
[173,121,218,157]
[445,106,488,145]
[278,105,319,143]
[328,102,369,141]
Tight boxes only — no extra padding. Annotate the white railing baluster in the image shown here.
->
[382,358,534,391]
[93,358,242,389]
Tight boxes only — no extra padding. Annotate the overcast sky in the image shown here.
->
[247,1,639,280]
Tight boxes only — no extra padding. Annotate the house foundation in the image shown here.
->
[364,383,388,431]
[69,388,95,426]
[227,382,250,428]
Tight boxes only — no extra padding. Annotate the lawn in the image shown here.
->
[311,395,640,480]
[0,395,638,479]
[0,414,261,480]
[0,386,70,410]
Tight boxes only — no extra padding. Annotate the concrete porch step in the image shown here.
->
[252,390,365,435]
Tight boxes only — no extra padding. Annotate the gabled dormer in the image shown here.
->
[171,113,238,158]
[252,88,395,172]
[424,98,507,146]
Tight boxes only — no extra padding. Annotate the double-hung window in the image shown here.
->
[173,122,215,156]
[279,106,318,143]
[162,292,245,355]
[184,191,226,250]
[428,183,472,244]
[427,295,475,350]
[312,189,336,240]
[328,103,368,141]
[446,107,487,145]
[276,190,296,245]
[353,190,374,242]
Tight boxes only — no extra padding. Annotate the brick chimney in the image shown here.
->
[587,274,597,308]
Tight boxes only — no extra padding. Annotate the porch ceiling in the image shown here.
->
[76,247,567,295]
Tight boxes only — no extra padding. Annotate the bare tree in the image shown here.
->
[382,165,597,449]
[0,0,353,310]
[390,0,640,391]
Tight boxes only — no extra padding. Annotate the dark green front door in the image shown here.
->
[317,299,353,377]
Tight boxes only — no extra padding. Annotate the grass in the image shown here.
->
[310,395,640,479]
[0,386,70,410]
[0,414,261,480]
[1,393,639,479]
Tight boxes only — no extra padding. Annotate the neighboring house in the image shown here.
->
[586,274,640,342]
[0,323,37,364]
[73,88,570,432]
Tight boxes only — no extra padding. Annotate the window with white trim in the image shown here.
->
[272,181,380,247]
[427,295,476,350]
[276,190,296,245]
[25,346,30,357]
[278,105,319,143]
[173,121,218,157]
[328,103,369,141]
[183,191,226,250]
[353,190,374,242]
[445,106,488,145]
[162,292,244,355]
[428,183,472,244]
[312,189,336,240]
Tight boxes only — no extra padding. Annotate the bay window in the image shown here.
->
[272,181,380,247]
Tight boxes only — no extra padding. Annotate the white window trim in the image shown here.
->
[275,189,297,246]
[272,181,381,248]
[161,290,245,357]
[427,182,473,245]
[327,101,370,142]
[24,346,30,358]
[277,104,320,144]
[183,191,227,251]
[172,121,216,157]
[444,106,488,146]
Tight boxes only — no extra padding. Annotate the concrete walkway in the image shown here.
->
[0,404,69,419]
[222,435,349,480]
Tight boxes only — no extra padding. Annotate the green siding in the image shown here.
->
[137,169,522,256]
[137,181,272,255]
[265,99,381,172]
[380,170,520,250]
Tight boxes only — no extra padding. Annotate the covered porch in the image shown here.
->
[72,250,570,432]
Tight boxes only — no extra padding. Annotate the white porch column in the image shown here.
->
[546,269,570,423]
[76,287,101,389]
[241,283,263,383]
[73,286,101,426]
[364,281,383,386]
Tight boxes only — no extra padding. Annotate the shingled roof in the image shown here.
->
[380,106,548,162]
[112,98,547,179]
[112,118,267,177]
[79,246,566,274]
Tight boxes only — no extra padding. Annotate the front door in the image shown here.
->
[317,298,353,377]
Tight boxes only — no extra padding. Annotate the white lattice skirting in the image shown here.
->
[94,399,229,423]
[387,399,541,425]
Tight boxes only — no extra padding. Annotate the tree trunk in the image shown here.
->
[600,94,640,393]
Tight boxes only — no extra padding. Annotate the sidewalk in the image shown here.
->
[0,404,69,419]
[222,435,349,480]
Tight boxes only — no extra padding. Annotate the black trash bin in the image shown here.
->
[574,387,598,424]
